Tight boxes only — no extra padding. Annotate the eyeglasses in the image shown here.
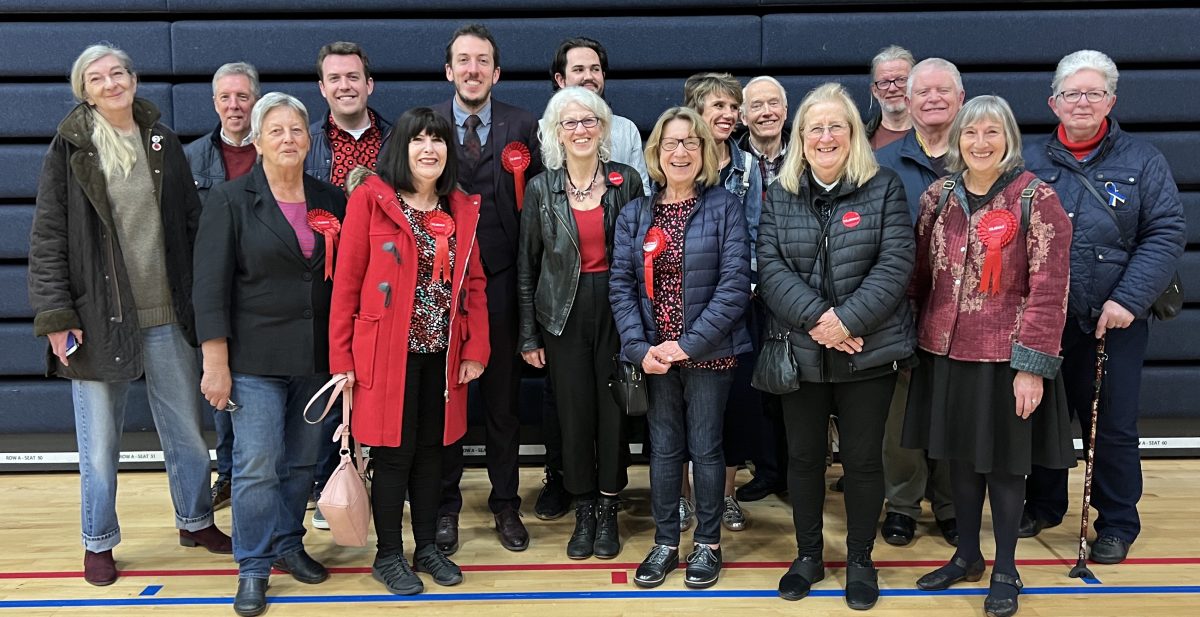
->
[661,137,702,151]
[559,116,599,131]
[1056,90,1109,104]
[806,124,849,138]
[872,76,908,90]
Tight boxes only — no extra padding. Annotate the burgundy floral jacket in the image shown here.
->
[910,170,1071,379]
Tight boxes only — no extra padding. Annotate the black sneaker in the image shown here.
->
[211,476,232,511]
[372,552,423,595]
[413,544,463,586]
[534,468,570,520]
[1089,535,1131,564]
[684,544,722,589]
[634,544,679,588]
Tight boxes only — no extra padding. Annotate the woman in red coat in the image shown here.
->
[328,107,489,596]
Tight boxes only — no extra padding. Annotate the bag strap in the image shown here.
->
[1069,169,1131,250]
[302,374,347,424]
[933,175,960,223]
[302,375,368,476]
[1019,177,1041,235]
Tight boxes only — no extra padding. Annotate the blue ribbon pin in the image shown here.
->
[1104,182,1127,208]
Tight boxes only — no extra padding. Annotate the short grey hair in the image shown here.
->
[70,43,134,103]
[211,62,261,99]
[248,92,309,142]
[907,57,962,97]
[945,95,1023,176]
[537,86,613,171]
[870,45,915,79]
[1052,49,1119,95]
[742,75,788,111]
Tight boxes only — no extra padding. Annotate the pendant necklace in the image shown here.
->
[567,161,601,202]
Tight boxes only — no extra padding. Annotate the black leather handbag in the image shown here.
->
[608,355,649,416]
[1152,272,1184,321]
[751,332,801,395]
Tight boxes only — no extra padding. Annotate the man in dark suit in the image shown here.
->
[433,23,543,555]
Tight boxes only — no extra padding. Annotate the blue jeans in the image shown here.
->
[647,365,734,546]
[72,323,213,552]
[228,372,327,578]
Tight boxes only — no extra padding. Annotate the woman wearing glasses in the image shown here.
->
[1019,50,1185,566]
[518,87,644,560]
[610,106,751,590]
[757,83,915,610]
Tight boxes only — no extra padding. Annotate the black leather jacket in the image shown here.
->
[517,161,643,351]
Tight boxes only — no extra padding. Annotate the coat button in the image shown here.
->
[114,356,121,362]
[954,279,961,285]
[109,317,116,322]
[154,169,160,174]
[303,309,313,319]
[302,272,312,281]
[1098,254,1104,260]
[1068,212,1075,218]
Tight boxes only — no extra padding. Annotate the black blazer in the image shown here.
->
[434,98,542,313]
[193,164,346,376]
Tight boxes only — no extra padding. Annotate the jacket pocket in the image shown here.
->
[1092,244,1129,303]
[351,313,381,389]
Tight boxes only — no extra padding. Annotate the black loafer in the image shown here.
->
[634,545,679,588]
[1089,535,1131,564]
[271,549,328,584]
[881,512,916,546]
[1017,511,1059,538]
[917,555,986,590]
[984,572,1023,617]
[436,512,460,556]
[778,555,824,601]
[735,475,786,502]
[936,517,960,546]
[233,577,268,617]
[684,544,722,589]
[845,554,879,610]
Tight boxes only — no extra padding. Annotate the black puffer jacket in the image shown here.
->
[28,99,202,381]
[757,167,915,383]
[517,161,643,351]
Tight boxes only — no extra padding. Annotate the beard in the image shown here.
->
[880,99,907,114]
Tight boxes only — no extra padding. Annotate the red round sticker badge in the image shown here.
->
[842,211,861,229]
[608,171,624,186]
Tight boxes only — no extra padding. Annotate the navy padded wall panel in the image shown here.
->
[1,0,165,11]
[0,324,45,376]
[1146,310,1200,362]
[0,23,172,77]
[0,267,33,319]
[4,379,160,434]
[1178,251,1200,304]
[1138,133,1200,186]
[171,17,761,76]
[762,9,1200,69]
[0,145,47,200]
[1183,192,1200,246]
[169,0,753,10]
[0,84,173,139]
[0,206,34,260]
[1141,367,1200,419]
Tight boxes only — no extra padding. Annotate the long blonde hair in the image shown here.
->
[70,44,140,179]
[779,83,879,193]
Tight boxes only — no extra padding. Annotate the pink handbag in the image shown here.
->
[304,375,371,547]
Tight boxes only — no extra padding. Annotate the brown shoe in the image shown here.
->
[179,524,233,554]
[494,508,529,552]
[84,549,117,586]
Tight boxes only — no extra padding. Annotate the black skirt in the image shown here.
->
[902,350,1077,476]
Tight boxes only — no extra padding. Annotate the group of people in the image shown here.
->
[28,21,1184,617]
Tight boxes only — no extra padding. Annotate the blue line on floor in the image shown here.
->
[138,585,162,597]
[2,585,1198,609]
[1082,576,1103,585]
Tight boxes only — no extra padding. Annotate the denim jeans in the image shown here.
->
[647,365,734,546]
[228,372,327,578]
[72,323,213,552]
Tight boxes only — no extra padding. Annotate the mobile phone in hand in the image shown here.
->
[66,332,81,357]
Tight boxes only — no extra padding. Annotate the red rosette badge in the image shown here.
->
[426,211,456,283]
[976,209,1018,294]
[642,227,668,300]
[307,209,341,280]
[501,142,532,211]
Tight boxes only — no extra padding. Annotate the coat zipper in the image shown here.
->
[106,228,124,323]
[445,222,479,402]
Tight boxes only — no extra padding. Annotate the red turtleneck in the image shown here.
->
[1057,118,1108,161]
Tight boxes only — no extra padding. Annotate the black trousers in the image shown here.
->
[542,272,628,497]
[440,304,523,515]
[372,352,446,556]
[782,372,896,557]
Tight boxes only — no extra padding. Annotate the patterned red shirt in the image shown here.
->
[650,197,736,371]
[327,109,384,188]
[399,196,456,353]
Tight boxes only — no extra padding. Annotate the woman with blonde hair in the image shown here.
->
[757,83,915,610]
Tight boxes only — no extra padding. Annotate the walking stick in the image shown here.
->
[1068,335,1107,579]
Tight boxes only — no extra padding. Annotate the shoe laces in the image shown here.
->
[688,545,718,566]
[723,496,743,517]
[646,544,674,565]
[419,548,457,574]
[376,553,415,582]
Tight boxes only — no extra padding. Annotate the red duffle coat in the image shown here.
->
[329,174,490,447]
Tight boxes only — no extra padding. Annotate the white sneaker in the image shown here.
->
[312,506,330,530]
[679,497,695,532]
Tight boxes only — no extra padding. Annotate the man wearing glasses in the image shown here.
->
[865,45,915,150]
[874,57,964,548]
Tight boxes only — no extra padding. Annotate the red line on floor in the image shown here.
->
[2,557,1198,580]
[611,571,628,584]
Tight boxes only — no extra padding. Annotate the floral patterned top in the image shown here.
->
[400,195,456,353]
[650,196,736,370]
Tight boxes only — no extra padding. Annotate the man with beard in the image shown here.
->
[433,23,543,555]
[874,57,964,547]
[865,46,915,150]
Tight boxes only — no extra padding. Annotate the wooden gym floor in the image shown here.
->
[1,460,1198,616]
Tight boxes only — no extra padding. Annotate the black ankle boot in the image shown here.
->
[566,499,597,559]
[845,552,880,610]
[593,495,621,559]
